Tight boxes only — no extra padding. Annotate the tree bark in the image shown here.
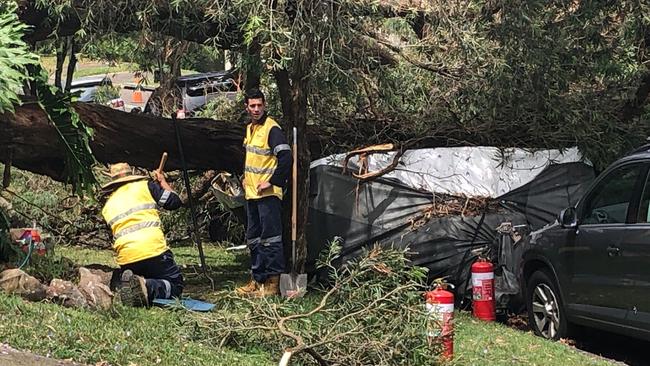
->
[244,40,262,91]
[0,101,245,181]
[54,38,68,89]
[64,37,77,92]
[2,149,11,188]
[273,3,316,270]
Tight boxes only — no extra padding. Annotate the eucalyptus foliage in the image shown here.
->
[189,244,438,365]
[0,2,37,113]
[32,65,97,194]
[28,0,650,168]
[13,0,650,171]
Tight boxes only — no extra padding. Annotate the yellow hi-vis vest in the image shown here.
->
[243,117,284,200]
[101,180,168,265]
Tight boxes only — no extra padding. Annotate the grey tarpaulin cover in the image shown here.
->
[306,165,527,287]
[305,148,595,294]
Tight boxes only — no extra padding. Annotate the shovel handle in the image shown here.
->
[291,128,297,242]
[157,152,168,175]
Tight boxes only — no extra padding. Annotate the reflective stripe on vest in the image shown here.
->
[244,166,276,175]
[113,221,161,240]
[101,180,168,265]
[245,145,273,156]
[106,203,157,227]
[243,116,284,200]
[273,144,291,155]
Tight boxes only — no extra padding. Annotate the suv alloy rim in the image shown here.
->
[531,283,560,339]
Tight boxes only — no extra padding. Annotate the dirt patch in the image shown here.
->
[505,313,530,332]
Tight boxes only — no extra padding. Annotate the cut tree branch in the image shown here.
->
[0,101,245,181]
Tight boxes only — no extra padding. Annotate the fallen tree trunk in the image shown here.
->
[0,101,245,181]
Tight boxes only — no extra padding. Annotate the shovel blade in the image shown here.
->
[280,273,308,298]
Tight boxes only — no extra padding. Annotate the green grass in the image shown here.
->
[0,294,273,366]
[73,65,135,78]
[39,55,136,82]
[451,313,613,366]
[57,244,251,300]
[0,244,272,366]
[40,55,198,84]
[0,244,617,366]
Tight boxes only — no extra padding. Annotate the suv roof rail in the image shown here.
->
[627,142,650,155]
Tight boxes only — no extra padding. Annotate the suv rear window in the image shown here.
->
[580,164,644,224]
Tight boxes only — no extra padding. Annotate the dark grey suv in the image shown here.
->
[520,144,650,341]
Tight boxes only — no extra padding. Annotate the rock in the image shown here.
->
[47,279,88,308]
[0,343,89,365]
[78,267,113,310]
[83,265,114,287]
[0,268,47,301]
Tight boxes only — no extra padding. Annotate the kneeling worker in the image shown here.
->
[101,162,184,306]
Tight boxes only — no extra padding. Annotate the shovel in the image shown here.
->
[280,127,307,298]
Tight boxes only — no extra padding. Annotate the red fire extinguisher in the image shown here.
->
[424,283,454,360]
[471,258,495,321]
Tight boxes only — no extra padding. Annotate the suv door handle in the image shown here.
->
[607,246,621,257]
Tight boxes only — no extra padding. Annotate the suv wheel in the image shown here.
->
[526,270,567,340]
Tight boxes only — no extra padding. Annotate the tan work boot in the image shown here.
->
[252,275,280,298]
[117,270,149,307]
[235,278,259,296]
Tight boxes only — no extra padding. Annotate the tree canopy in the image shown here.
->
[5,0,650,266]
[17,0,649,167]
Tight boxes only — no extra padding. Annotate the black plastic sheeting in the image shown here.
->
[497,162,595,230]
[307,165,526,283]
[306,162,595,293]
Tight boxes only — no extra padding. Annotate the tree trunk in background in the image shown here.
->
[2,149,11,188]
[54,38,68,89]
[169,41,186,80]
[274,24,316,271]
[64,37,77,92]
[0,102,246,181]
[244,41,261,91]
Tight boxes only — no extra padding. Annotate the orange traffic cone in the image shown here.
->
[132,90,143,103]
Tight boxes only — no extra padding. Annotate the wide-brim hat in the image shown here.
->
[101,162,148,190]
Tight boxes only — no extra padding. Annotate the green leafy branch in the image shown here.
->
[0,2,38,114]
[31,66,97,195]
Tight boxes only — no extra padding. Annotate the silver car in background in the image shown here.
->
[144,70,238,116]
[66,75,113,102]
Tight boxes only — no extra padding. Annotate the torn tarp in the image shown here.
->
[306,164,528,285]
[306,147,595,294]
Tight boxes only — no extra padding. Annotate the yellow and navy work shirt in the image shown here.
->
[243,115,292,200]
[101,180,181,265]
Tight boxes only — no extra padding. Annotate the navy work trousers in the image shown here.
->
[246,195,286,283]
[115,250,184,302]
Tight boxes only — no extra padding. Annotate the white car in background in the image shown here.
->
[66,75,113,102]
[144,70,238,116]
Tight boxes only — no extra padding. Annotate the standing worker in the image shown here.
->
[101,162,184,306]
[236,88,292,298]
